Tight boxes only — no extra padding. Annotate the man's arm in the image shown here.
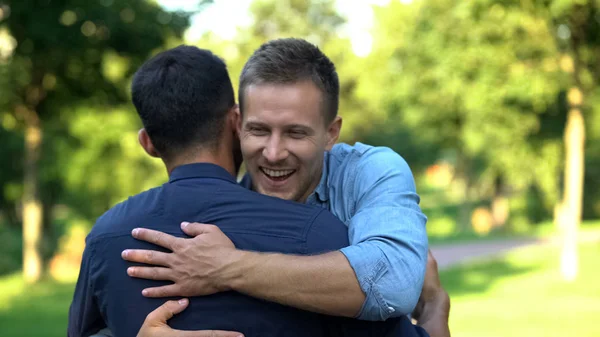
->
[122,149,426,320]
[68,243,106,337]
[229,251,364,317]
[412,250,451,337]
[132,251,450,337]
[123,213,365,317]
[225,209,365,317]
[338,147,429,320]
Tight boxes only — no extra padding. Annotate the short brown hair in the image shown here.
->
[239,38,339,123]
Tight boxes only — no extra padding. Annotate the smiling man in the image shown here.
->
[240,79,335,202]
[123,38,430,323]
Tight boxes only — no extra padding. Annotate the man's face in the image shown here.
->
[239,80,340,202]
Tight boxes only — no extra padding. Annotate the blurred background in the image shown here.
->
[1,0,599,336]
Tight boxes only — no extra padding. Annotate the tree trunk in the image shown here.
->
[22,107,43,284]
[491,176,509,228]
[558,87,585,282]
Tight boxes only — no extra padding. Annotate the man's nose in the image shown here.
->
[262,135,288,163]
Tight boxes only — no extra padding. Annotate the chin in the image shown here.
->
[261,189,293,201]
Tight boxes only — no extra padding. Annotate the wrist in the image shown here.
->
[220,249,253,291]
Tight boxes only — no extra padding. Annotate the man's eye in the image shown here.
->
[288,130,307,138]
[248,127,268,135]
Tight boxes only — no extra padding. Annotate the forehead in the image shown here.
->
[242,81,325,128]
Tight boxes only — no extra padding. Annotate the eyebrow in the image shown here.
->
[244,121,270,129]
[244,121,314,132]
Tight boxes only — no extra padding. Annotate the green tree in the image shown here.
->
[366,0,567,229]
[546,0,600,281]
[0,0,188,283]
[190,0,377,140]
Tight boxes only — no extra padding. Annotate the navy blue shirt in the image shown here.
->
[68,163,430,337]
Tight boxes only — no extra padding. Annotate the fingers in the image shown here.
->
[145,299,189,325]
[127,266,174,281]
[132,228,178,250]
[141,284,182,298]
[140,300,244,337]
[426,249,439,273]
[180,222,217,237]
[122,249,171,267]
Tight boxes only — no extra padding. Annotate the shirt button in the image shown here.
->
[388,306,395,313]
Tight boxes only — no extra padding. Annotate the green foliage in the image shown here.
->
[191,0,375,140]
[55,106,166,219]
[0,0,599,273]
[368,0,566,193]
[0,0,190,226]
[353,0,600,224]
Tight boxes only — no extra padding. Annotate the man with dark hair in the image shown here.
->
[68,45,373,337]
[131,45,236,160]
[125,37,429,323]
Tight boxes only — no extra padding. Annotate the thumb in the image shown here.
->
[145,299,189,325]
[181,222,215,237]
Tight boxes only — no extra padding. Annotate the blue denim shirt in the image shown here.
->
[307,142,428,321]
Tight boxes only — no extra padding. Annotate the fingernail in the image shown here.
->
[178,298,188,305]
[181,221,189,228]
[127,267,134,275]
[122,250,129,258]
[132,228,139,236]
[142,289,148,296]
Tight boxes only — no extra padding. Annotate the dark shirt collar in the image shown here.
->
[169,163,236,184]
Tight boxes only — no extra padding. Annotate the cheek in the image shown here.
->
[241,137,262,157]
[292,142,324,172]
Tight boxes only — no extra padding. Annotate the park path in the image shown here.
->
[430,238,538,269]
[430,230,600,269]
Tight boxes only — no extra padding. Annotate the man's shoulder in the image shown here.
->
[237,174,323,213]
[88,185,164,242]
[329,142,410,176]
[241,187,324,217]
[324,142,416,208]
[202,180,329,234]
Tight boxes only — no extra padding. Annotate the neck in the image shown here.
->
[165,143,236,178]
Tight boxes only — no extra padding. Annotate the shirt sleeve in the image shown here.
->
[339,147,428,321]
[68,241,106,337]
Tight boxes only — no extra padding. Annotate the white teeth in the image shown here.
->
[262,168,294,177]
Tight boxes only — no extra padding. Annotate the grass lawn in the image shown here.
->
[0,273,75,337]
[442,242,600,337]
[0,242,598,336]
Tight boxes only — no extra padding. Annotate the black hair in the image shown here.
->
[132,45,235,159]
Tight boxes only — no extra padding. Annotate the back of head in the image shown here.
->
[239,38,339,123]
[132,45,235,160]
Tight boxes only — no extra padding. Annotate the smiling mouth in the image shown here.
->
[260,167,296,182]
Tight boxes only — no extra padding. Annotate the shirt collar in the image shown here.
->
[169,163,236,184]
[311,152,330,203]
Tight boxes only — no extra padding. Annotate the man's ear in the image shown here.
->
[138,128,160,158]
[325,116,342,151]
[233,104,242,136]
